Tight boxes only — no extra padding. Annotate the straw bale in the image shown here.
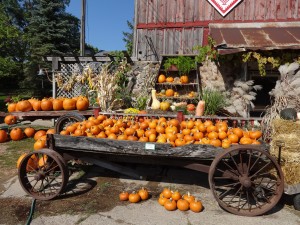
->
[270,118,300,185]
[280,163,300,185]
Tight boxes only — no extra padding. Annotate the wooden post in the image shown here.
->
[80,0,86,56]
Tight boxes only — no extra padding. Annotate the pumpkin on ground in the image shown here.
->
[0,130,8,143]
[10,128,24,141]
[177,198,190,211]
[138,187,149,200]
[34,130,47,141]
[119,191,129,201]
[189,199,203,213]
[128,192,141,203]
[24,127,36,138]
[164,198,177,211]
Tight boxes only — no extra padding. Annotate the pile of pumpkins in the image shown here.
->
[6,96,89,112]
[58,114,263,149]
[0,125,53,146]
[158,188,203,212]
[119,188,149,203]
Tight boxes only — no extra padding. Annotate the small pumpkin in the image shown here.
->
[158,196,168,206]
[189,199,203,213]
[0,130,8,143]
[166,76,174,83]
[10,128,24,141]
[76,96,89,111]
[162,188,172,199]
[34,130,47,141]
[171,190,182,201]
[119,191,129,201]
[128,191,141,203]
[4,115,17,125]
[52,98,64,111]
[7,103,17,112]
[165,89,174,97]
[164,198,177,211]
[138,187,149,200]
[63,98,77,110]
[180,75,189,84]
[158,74,166,83]
[177,198,190,211]
[183,192,195,203]
[40,98,53,111]
[24,127,36,138]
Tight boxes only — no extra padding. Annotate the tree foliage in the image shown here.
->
[122,19,134,56]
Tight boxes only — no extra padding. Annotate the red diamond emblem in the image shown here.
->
[207,0,243,17]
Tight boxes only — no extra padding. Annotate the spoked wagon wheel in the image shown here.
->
[209,145,284,216]
[55,112,85,133]
[18,149,69,200]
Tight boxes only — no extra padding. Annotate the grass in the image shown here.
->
[0,138,35,169]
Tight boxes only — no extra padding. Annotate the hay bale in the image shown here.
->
[270,118,300,185]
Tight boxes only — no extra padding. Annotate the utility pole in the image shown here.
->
[80,0,86,56]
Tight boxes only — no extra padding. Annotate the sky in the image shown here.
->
[66,0,134,51]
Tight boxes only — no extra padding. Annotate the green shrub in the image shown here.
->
[201,89,228,115]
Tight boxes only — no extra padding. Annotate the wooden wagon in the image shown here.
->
[17,112,290,217]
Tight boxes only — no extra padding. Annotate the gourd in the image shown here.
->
[160,101,170,111]
[151,89,161,110]
[195,100,205,116]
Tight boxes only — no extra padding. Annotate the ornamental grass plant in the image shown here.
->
[201,88,227,116]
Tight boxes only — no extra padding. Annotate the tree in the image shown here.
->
[122,19,134,56]
[20,0,81,96]
[0,2,24,89]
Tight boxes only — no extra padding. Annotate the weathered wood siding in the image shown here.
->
[134,0,300,60]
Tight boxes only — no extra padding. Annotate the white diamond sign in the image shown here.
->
[207,0,243,17]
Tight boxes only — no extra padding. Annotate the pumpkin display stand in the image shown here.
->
[17,111,286,217]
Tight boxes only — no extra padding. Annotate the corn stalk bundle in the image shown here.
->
[261,62,300,141]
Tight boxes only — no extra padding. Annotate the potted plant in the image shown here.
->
[163,56,196,75]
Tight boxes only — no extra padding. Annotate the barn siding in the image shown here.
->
[134,0,300,60]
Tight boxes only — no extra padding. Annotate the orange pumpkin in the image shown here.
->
[31,100,41,111]
[180,75,189,84]
[166,76,174,83]
[34,130,47,141]
[128,192,141,203]
[119,191,129,201]
[63,98,76,110]
[190,199,203,213]
[7,103,17,112]
[4,115,17,125]
[138,187,149,200]
[76,97,89,111]
[41,98,53,111]
[0,130,8,143]
[52,98,64,111]
[10,128,24,141]
[158,74,166,83]
[164,198,177,211]
[165,89,174,97]
[249,130,262,140]
[177,199,189,211]
[24,127,36,138]
[16,100,32,112]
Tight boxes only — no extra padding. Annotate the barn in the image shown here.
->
[132,0,300,116]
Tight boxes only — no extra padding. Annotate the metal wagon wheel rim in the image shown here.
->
[55,112,86,134]
[18,149,69,200]
[209,145,284,216]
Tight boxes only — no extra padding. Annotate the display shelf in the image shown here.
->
[155,82,198,86]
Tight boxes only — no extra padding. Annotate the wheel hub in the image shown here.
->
[34,171,45,181]
[239,174,252,188]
